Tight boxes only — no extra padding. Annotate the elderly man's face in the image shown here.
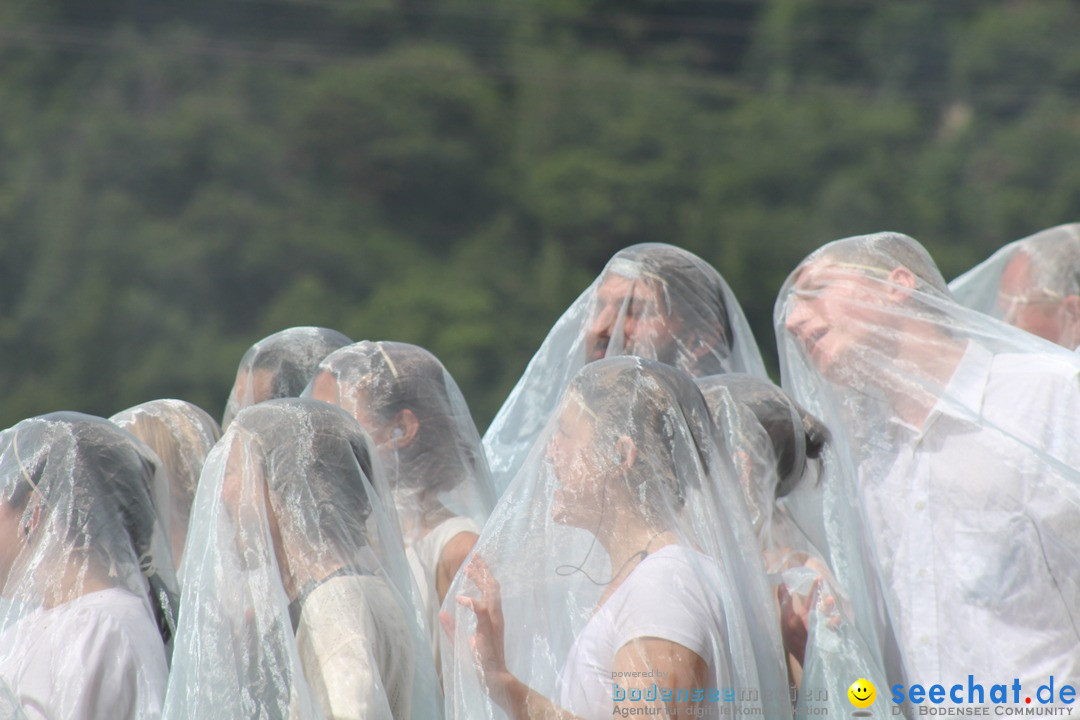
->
[998,252,1073,346]
[585,273,682,365]
[784,259,892,379]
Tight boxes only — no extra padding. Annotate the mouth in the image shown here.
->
[802,327,827,360]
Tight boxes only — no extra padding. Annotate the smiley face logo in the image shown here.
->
[848,678,876,709]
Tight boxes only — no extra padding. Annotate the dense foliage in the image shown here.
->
[1,0,1079,428]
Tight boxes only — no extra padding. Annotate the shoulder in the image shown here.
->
[3,589,166,720]
[299,575,410,647]
[606,546,724,657]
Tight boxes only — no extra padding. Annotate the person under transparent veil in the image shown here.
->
[304,341,496,667]
[483,243,769,498]
[163,398,443,720]
[0,412,178,720]
[443,357,790,720]
[949,223,1080,350]
[776,231,1080,697]
[221,326,352,429]
[698,374,893,717]
[111,398,222,575]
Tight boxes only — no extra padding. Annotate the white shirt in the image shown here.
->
[294,574,414,720]
[862,342,1080,687]
[556,545,727,720]
[0,587,168,720]
[404,514,480,667]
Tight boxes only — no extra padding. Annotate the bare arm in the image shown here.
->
[459,557,710,720]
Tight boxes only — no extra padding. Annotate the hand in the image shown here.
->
[457,555,512,701]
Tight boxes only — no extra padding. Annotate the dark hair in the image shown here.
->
[697,374,829,499]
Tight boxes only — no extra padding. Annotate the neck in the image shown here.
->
[594,517,673,605]
[884,327,967,428]
[41,551,116,609]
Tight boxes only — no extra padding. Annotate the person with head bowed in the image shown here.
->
[950,223,1080,350]
[164,398,443,720]
[0,412,177,720]
[777,231,1080,693]
[221,326,351,429]
[483,243,768,498]
[305,341,495,668]
[444,357,789,720]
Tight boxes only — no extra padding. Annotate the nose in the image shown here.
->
[784,295,812,336]
[587,302,617,344]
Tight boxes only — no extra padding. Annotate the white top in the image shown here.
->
[405,514,480,665]
[863,342,1080,686]
[556,545,726,720]
[295,573,414,720]
[0,587,167,720]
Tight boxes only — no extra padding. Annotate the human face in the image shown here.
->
[585,273,681,364]
[548,398,603,529]
[308,370,341,407]
[783,259,891,380]
[997,252,1070,346]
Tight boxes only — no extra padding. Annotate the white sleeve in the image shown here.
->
[609,552,717,661]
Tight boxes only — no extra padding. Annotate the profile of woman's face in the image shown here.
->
[548,398,607,529]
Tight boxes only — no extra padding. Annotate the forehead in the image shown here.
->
[999,251,1033,292]
[790,257,880,292]
[596,271,664,306]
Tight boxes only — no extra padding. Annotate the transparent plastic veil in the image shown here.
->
[163,399,442,720]
[483,243,768,498]
[697,374,893,718]
[443,357,790,720]
[775,232,1080,693]
[949,223,1080,350]
[111,398,222,574]
[0,412,177,720]
[222,326,352,429]
[302,341,496,666]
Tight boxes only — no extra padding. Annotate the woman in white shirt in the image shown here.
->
[443,357,789,720]
[0,412,177,720]
[305,341,495,665]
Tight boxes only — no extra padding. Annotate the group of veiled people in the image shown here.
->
[2,225,1080,720]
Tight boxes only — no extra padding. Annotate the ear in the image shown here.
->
[390,408,420,449]
[886,266,918,301]
[1061,295,1080,348]
[614,435,638,473]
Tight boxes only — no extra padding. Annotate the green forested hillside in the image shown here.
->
[1,0,1078,428]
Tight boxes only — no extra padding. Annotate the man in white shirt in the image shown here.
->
[777,232,1080,694]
